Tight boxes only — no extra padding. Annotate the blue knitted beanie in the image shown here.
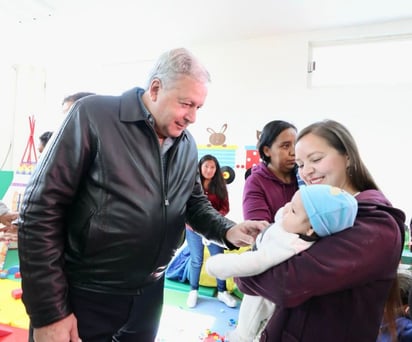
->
[299,184,358,237]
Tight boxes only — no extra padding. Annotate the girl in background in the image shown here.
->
[185,154,237,308]
[38,131,53,153]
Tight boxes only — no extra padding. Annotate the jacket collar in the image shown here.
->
[118,87,188,141]
[119,87,148,122]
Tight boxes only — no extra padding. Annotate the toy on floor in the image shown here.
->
[201,329,226,341]
[0,324,13,337]
[11,288,23,299]
[0,257,21,279]
[228,318,237,327]
[0,323,29,340]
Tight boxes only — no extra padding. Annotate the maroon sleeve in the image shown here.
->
[242,175,274,222]
[236,206,402,308]
[207,193,229,216]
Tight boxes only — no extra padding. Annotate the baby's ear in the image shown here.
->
[405,304,410,316]
[306,228,315,237]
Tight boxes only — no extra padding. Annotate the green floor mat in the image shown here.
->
[4,249,19,270]
[163,288,188,307]
[232,286,244,299]
[0,170,13,199]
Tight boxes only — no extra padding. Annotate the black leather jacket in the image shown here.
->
[18,87,235,327]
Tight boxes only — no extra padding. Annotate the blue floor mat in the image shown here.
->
[157,289,239,341]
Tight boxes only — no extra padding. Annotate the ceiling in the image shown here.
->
[1,0,412,64]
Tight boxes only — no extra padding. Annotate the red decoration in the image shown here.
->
[18,115,37,174]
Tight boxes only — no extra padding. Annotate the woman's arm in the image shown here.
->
[236,207,402,308]
[242,176,273,222]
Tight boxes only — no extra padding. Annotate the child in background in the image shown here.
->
[206,184,358,342]
[38,131,53,153]
[377,272,412,341]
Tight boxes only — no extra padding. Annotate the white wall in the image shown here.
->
[1,19,411,223]
[190,20,412,223]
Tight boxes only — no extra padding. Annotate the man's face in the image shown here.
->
[148,75,208,138]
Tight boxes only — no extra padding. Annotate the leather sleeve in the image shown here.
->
[185,175,236,248]
[18,104,93,327]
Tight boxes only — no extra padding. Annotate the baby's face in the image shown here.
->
[282,191,312,234]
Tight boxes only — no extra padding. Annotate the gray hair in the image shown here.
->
[145,48,211,90]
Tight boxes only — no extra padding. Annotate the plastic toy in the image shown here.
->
[201,329,226,341]
[11,288,22,299]
[228,318,237,327]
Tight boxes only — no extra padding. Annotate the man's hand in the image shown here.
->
[0,211,18,230]
[33,314,81,342]
[226,220,269,247]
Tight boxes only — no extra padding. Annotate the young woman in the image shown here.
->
[243,120,299,223]
[236,119,406,341]
[207,184,358,342]
[185,154,237,308]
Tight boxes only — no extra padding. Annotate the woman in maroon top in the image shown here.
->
[185,154,237,308]
[236,120,405,341]
[243,120,299,222]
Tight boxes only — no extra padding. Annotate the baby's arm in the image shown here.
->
[205,223,314,279]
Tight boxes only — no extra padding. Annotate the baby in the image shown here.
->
[206,184,358,342]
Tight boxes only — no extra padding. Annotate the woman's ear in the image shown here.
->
[345,154,351,168]
[262,145,270,158]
